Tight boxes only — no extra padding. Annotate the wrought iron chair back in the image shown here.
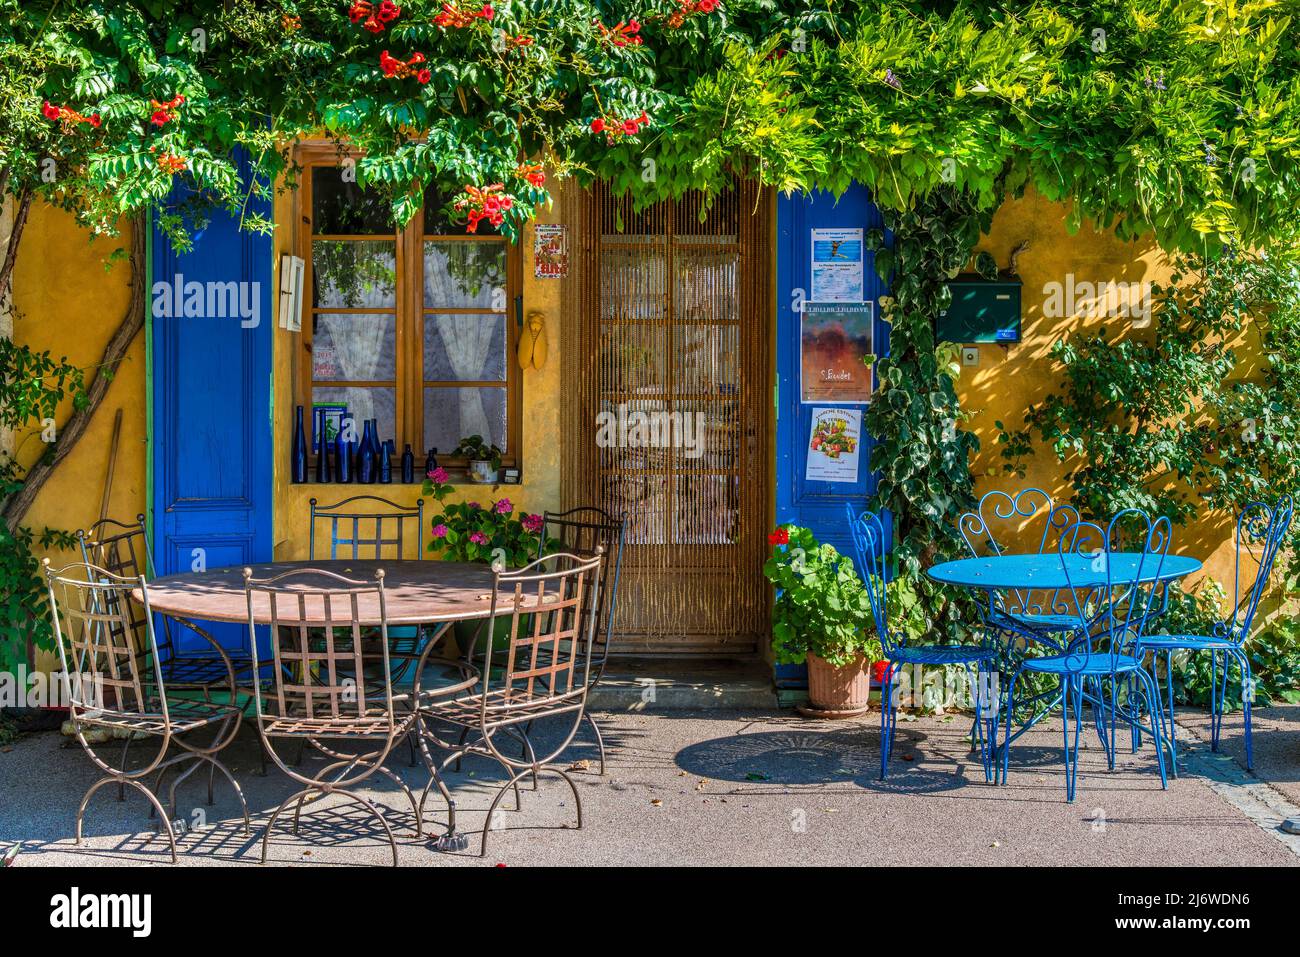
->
[537,507,625,672]
[1057,509,1171,672]
[477,551,603,716]
[309,495,424,560]
[1222,495,1293,644]
[76,515,161,660]
[845,504,897,656]
[958,487,1080,619]
[45,561,163,722]
[242,568,397,733]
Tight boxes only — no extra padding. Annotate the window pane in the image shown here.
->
[313,240,397,308]
[312,387,397,451]
[423,241,506,309]
[423,313,507,382]
[312,313,396,381]
[423,387,507,454]
[312,166,396,235]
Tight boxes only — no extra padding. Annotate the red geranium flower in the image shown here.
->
[768,527,790,546]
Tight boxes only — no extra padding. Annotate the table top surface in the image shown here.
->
[140,560,518,626]
[927,552,1203,590]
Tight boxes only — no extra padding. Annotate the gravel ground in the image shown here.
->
[1,706,1294,867]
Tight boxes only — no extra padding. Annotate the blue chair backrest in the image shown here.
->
[845,504,896,655]
[1224,495,1294,643]
[958,488,1079,559]
[1058,508,1171,671]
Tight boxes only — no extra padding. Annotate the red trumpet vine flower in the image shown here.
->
[454,183,515,233]
[596,18,642,47]
[41,101,101,129]
[380,50,430,82]
[433,2,493,27]
[350,0,400,32]
[666,0,718,28]
[591,110,650,144]
[155,152,188,174]
[150,94,185,127]
[515,162,545,188]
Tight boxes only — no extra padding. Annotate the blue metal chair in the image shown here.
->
[1001,509,1171,801]
[958,488,1086,647]
[1138,496,1293,772]
[846,505,998,782]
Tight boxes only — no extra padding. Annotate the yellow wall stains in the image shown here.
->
[268,181,565,560]
[11,205,146,672]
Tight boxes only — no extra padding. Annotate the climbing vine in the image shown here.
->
[3,0,1300,673]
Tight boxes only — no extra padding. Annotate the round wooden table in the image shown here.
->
[140,560,517,626]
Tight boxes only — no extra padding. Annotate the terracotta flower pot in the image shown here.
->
[801,651,872,718]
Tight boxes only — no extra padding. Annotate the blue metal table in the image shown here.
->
[927,552,1202,591]
[926,552,1203,779]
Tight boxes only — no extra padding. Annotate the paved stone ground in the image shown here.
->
[1,706,1296,866]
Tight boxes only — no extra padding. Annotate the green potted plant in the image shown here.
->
[422,469,558,653]
[764,524,883,717]
[453,434,503,484]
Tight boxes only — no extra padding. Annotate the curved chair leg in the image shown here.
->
[479,766,583,858]
[1133,667,1168,789]
[262,787,400,866]
[879,661,896,780]
[78,776,178,865]
[414,730,461,844]
[1209,651,1223,751]
[1000,669,1024,785]
[1062,676,1084,802]
[1165,649,1179,773]
[585,712,608,775]
[1231,647,1254,771]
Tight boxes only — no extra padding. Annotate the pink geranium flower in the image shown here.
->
[494,498,512,514]
[521,513,544,534]
[431,523,449,539]
[466,501,481,510]
[469,531,489,545]
[428,466,449,484]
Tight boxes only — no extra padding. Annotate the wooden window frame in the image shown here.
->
[294,141,521,474]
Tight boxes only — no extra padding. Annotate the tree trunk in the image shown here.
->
[1,213,146,532]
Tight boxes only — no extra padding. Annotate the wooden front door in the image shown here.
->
[562,183,771,654]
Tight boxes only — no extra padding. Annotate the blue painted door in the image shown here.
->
[150,153,273,654]
[774,186,890,686]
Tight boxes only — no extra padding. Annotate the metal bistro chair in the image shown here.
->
[958,488,1088,648]
[1001,510,1171,801]
[1139,495,1293,772]
[533,506,626,774]
[242,567,421,866]
[309,495,429,761]
[415,550,604,856]
[44,561,249,863]
[77,515,255,694]
[846,506,999,782]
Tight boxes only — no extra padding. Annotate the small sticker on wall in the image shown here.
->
[534,224,569,278]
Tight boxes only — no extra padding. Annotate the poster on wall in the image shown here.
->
[810,227,864,302]
[805,407,862,483]
[800,301,874,403]
[534,224,569,278]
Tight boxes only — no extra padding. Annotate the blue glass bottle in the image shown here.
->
[401,444,415,484]
[291,405,307,484]
[357,419,377,484]
[335,426,352,483]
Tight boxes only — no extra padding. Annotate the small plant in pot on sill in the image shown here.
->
[453,435,503,484]
[422,469,560,654]
[764,524,883,718]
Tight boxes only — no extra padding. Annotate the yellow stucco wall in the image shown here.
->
[12,205,147,672]
[268,180,564,559]
[959,190,1237,590]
